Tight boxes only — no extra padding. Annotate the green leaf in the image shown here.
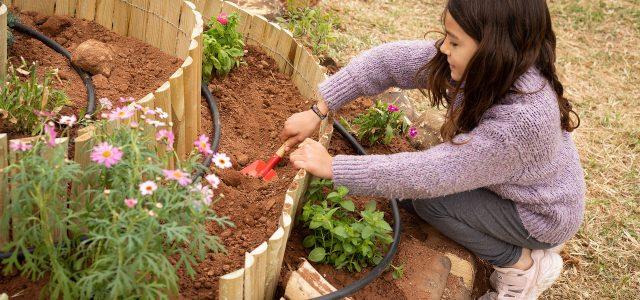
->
[361,226,373,239]
[302,235,316,248]
[309,220,323,229]
[308,247,326,262]
[365,200,377,212]
[333,226,348,239]
[339,200,355,212]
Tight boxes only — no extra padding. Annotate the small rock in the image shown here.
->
[92,74,109,89]
[236,153,249,166]
[260,60,269,68]
[258,216,267,223]
[206,270,215,276]
[194,281,202,289]
[204,281,213,289]
[58,70,72,80]
[220,169,243,188]
[33,14,49,25]
[71,39,116,77]
[244,217,255,226]
[222,265,230,272]
[262,99,271,108]
[39,15,71,36]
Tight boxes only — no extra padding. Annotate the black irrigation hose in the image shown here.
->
[312,120,403,300]
[10,22,97,115]
[195,83,222,180]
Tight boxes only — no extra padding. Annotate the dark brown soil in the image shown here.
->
[176,45,313,299]
[282,97,492,299]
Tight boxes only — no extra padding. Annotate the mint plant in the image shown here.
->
[0,60,69,135]
[202,12,245,80]
[300,179,393,272]
[1,98,231,299]
[342,100,411,146]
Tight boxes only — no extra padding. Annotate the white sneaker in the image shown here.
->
[479,249,563,299]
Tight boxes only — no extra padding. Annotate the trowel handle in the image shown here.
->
[258,139,295,177]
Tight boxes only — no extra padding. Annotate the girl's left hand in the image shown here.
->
[289,138,333,179]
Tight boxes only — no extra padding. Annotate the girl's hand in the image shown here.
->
[289,138,333,179]
[280,101,329,150]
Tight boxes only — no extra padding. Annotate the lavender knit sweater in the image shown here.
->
[318,40,586,244]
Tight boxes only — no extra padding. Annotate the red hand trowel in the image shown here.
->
[240,141,292,182]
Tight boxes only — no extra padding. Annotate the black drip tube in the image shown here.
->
[311,120,403,300]
[10,22,97,115]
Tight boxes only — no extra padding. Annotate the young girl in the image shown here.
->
[281,0,585,299]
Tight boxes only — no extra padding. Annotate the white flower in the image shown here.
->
[99,98,113,109]
[213,153,232,169]
[155,202,163,209]
[155,107,169,119]
[139,181,158,196]
[205,174,221,189]
[148,210,157,217]
[59,115,77,127]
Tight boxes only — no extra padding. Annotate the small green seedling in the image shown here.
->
[391,264,405,280]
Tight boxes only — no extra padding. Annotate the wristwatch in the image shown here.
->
[311,103,327,120]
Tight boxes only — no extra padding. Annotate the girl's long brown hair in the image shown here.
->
[418,0,580,142]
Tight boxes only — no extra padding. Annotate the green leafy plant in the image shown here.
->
[277,1,339,56]
[1,98,232,299]
[391,264,405,280]
[202,12,245,80]
[0,60,69,135]
[342,100,410,146]
[300,179,393,272]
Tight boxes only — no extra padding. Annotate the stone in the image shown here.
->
[92,74,109,89]
[71,39,115,77]
[236,153,249,166]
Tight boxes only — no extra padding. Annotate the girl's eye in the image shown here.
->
[451,41,458,47]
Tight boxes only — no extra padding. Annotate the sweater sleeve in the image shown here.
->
[331,116,523,200]
[318,40,438,111]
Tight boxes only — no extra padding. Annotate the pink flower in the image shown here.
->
[124,198,138,208]
[194,134,213,155]
[44,122,57,147]
[59,115,77,127]
[409,126,418,138]
[99,98,113,109]
[213,153,232,169]
[217,13,228,25]
[205,174,220,189]
[130,121,139,128]
[155,129,175,150]
[191,183,214,206]
[108,106,134,121]
[139,181,158,196]
[387,104,399,112]
[163,169,191,186]
[91,142,123,168]
[9,140,32,152]
[119,96,135,103]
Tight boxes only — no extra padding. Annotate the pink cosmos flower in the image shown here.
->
[217,13,228,25]
[99,98,113,110]
[130,121,139,128]
[119,96,135,103]
[9,140,32,152]
[409,126,418,138]
[205,174,220,189]
[108,106,134,121]
[194,134,213,155]
[155,129,175,150]
[387,104,399,112]
[139,181,158,196]
[163,169,191,186]
[124,198,138,208]
[90,142,123,168]
[213,153,232,169]
[44,122,57,147]
[59,115,77,127]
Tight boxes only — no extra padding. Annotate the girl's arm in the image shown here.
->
[331,116,525,200]
[319,40,438,111]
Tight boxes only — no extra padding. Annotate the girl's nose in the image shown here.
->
[440,40,450,56]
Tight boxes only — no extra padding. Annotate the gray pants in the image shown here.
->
[408,189,556,267]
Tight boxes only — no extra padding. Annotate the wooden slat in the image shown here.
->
[298,49,317,99]
[182,54,199,152]
[0,5,7,83]
[203,0,223,24]
[128,0,149,40]
[280,211,292,240]
[55,0,77,16]
[144,0,164,48]
[291,43,305,97]
[75,0,97,21]
[160,0,182,55]
[310,65,327,101]
[262,22,281,65]
[275,29,296,76]
[265,227,285,300]
[190,13,204,132]
[112,0,132,35]
[219,268,244,300]
[155,82,174,168]
[169,68,186,160]
[246,14,267,49]
[0,134,8,245]
[192,0,206,12]
[94,0,114,28]
[13,0,56,14]
[176,1,196,58]
[72,131,94,233]
[244,241,267,300]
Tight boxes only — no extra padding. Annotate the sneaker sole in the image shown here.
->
[531,252,563,299]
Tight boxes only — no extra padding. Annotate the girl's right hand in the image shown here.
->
[280,109,321,150]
